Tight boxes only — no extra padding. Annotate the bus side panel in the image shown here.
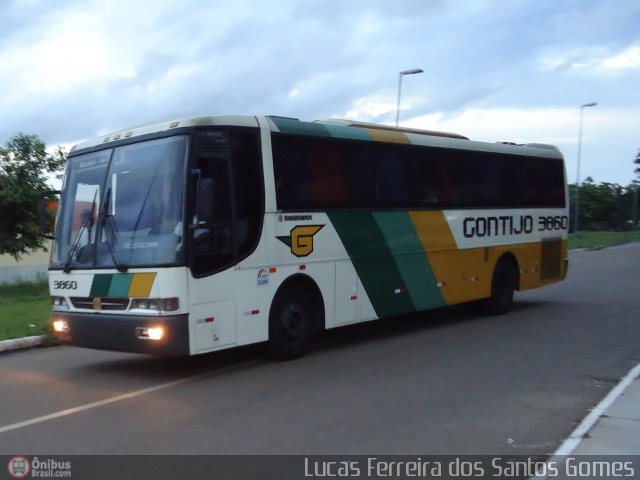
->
[247,208,568,340]
[257,212,380,330]
[327,211,447,319]
[421,208,569,303]
[328,209,569,316]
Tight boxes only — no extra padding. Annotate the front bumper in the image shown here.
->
[52,311,189,356]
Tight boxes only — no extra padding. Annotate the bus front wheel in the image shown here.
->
[268,284,315,360]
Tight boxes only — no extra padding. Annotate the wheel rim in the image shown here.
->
[282,303,304,339]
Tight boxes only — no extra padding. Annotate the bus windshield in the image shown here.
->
[51,136,188,270]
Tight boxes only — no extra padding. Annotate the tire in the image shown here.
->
[267,284,315,360]
[478,259,518,315]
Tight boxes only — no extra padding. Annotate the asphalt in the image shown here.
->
[1,244,639,457]
[2,334,639,457]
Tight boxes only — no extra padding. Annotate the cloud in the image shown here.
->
[601,44,640,69]
[539,43,640,73]
[404,108,578,145]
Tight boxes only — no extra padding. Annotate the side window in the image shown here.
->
[191,152,234,275]
[190,128,263,277]
[504,156,565,208]
[273,135,309,209]
[228,130,263,257]
[306,143,348,207]
[546,160,566,207]
[534,158,565,207]
[459,152,503,207]
[273,135,565,211]
[375,146,407,207]
[407,149,439,207]
[346,142,376,208]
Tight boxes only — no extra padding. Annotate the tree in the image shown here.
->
[0,133,66,259]
[572,177,636,231]
[633,149,640,229]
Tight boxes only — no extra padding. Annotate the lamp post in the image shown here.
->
[573,102,597,233]
[395,68,423,126]
[632,184,638,231]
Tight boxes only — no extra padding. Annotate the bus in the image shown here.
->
[46,115,568,358]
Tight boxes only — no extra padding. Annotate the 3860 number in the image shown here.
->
[538,215,568,231]
[53,280,77,290]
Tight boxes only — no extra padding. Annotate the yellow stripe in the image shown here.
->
[128,273,157,297]
[411,211,480,304]
[410,211,457,251]
[365,129,411,144]
[410,211,566,305]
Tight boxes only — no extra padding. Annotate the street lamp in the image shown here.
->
[573,102,597,233]
[395,68,423,126]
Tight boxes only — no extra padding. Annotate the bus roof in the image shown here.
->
[69,114,562,160]
[267,116,563,159]
[316,118,470,140]
[69,115,260,153]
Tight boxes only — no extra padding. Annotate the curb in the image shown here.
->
[0,335,44,353]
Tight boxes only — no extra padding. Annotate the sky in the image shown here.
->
[1,0,639,186]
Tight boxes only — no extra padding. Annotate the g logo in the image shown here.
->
[277,225,324,257]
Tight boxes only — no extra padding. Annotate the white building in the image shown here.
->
[0,242,51,284]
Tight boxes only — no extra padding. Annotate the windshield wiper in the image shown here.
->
[100,187,127,273]
[63,190,97,273]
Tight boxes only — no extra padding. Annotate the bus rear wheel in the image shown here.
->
[267,284,315,360]
[478,259,518,315]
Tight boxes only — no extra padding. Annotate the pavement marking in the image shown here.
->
[0,362,250,435]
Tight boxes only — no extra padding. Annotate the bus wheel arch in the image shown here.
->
[479,253,520,315]
[267,274,324,360]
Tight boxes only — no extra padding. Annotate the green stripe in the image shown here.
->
[108,273,133,297]
[90,274,113,297]
[372,212,445,311]
[328,212,414,318]
[269,116,331,137]
[90,273,135,297]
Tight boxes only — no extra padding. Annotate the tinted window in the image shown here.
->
[272,133,565,210]
[190,128,263,277]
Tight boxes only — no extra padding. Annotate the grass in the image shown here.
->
[569,230,640,250]
[0,230,638,343]
[0,280,52,342]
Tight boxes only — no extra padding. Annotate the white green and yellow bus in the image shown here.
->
[47,115,568,358]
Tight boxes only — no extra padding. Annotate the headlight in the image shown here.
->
[52,296,69,311]
[53,319,69,332]
[136,326,164,340]
[130,298,179,312]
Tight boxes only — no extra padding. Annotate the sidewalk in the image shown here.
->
[553,362,640,455]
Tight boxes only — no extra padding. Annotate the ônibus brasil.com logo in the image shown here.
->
[7,456,30,479]
[7,456,71,478]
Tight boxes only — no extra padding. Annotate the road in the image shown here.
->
[1,243,639,455]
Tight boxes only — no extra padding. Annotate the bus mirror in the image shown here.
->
[38,190,61,239]
[196,178,215,223]
[193,229,210,246]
